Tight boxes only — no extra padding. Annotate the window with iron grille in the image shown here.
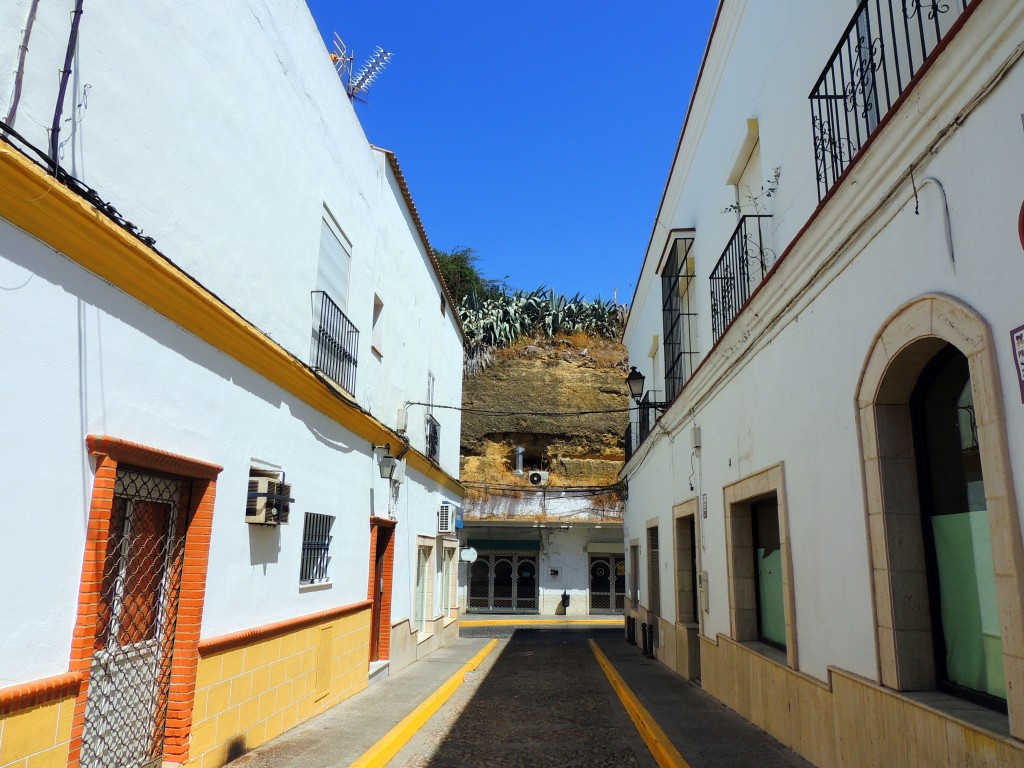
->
[300,513,334,584]
[425,414,440,463]
[311,211,359,394]
[661,236,697,403]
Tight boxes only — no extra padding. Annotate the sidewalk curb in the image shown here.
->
[349,639,499,768]
[588,639,690,768]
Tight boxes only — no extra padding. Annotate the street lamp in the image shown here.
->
[626,367,645,403]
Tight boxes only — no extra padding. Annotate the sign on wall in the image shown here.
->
[1012,324,1024,403]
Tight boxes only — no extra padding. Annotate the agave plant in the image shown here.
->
[459,286,626,373]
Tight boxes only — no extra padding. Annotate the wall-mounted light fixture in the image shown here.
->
[625,366,668,412]
[626,366,646,403]
[373,443,398,480]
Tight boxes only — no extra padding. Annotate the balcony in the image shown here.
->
[425,414,441,463]
[624,394,661,463]
[710,215,773,342]
[311,290,359,395]
[810,0,973,200]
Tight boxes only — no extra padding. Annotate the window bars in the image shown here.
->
[809,0,973,200]
[710,215,773,342]
[300,513,334,584]
[661,237,697,403]
[425,414,440,463]
[311,290,359,395]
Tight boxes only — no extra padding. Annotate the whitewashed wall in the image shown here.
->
[0,0,463,687]
[0,0,462,476]
[623,0,1024,683]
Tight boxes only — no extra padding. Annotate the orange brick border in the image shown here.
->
[0,671,84,716]
[368,517,396,661]
[66,436,221,768]
[196,600,373,657]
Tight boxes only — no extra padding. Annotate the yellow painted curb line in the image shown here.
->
[349,639,498,768]
[462,619,623,626]
[588,639,690,768]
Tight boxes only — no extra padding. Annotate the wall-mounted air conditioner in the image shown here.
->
[528,470,549,486]
[438,500,456,534]
[246,475,292,525]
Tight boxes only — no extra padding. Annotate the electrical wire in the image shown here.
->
[406,401,639,417]
[461,480,624,496]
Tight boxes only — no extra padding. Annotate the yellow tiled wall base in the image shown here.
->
[0,696,75,768]
[700,634,1024,768]
[188,607,371,768]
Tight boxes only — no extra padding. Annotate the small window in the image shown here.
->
[371,295,384,358]
[414,542,435,631]
[316,212,351,314]
[300,513,334,584]
[648,526,661,617]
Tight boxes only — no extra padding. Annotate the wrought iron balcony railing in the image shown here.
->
[710,215,773,342]
[810,0,973,200]
[311,290,359,395]
[425,414,441,463]
[625,395,667,462]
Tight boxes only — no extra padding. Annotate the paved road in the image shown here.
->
[393,628,656,767]
[232,624,813,767]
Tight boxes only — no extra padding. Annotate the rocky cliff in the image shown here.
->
[460,334,629,488]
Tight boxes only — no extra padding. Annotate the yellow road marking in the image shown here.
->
[461,619,623,626]
[588,639,691,768]
[349,639,498,768]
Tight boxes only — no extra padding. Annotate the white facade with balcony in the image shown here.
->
[622,1,1024,764]
[0,1,462,764]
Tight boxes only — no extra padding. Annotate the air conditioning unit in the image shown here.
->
[438,501,456,534]
[246,477,292,525]
[528,470,549,486]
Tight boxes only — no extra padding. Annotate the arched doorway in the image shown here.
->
[856,295,1024,733]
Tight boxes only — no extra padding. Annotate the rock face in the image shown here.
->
[461,335,629,488]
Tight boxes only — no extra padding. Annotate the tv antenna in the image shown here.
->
[330,34,393,103]
[330,33,354,83]
[347,46,393,101]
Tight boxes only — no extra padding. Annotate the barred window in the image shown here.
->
[300,513,334,584]
[661,236,697,403]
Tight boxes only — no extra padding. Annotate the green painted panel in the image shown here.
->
[757,546,786,647]
[931,510,1005,699]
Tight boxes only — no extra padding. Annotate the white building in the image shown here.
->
[0,2,462,766]
[622,0,1024,765]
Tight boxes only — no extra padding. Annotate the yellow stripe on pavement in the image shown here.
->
[588,639,690,768]
[349,638,499,768]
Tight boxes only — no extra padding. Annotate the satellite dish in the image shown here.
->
[460,547,478,563]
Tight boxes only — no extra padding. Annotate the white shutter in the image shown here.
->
[317,216,351,314]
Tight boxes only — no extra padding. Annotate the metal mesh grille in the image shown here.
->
[80,468,189,768]
[467,551,538,613]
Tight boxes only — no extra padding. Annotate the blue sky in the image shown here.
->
[305,1,718,303]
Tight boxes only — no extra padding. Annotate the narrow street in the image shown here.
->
[235,624,814,767]
[397,628,656,767]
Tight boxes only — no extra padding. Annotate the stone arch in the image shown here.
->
[856,294,1024,735]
